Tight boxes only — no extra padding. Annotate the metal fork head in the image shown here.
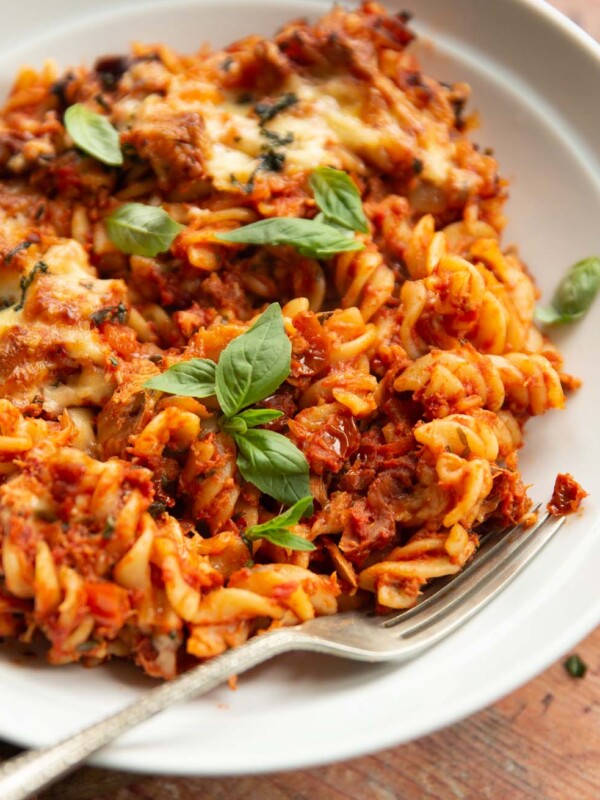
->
[295,511,565,662]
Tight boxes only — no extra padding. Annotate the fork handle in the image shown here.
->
[0,628,299,800]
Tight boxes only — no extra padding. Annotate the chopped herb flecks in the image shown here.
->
[90,302,128,327]
[564,654,588,678]
[257,148,286,173]
[262,130,294,147]
[148,501,167,519]
[5,240,33,264]
[15,261,48,311]
[102,518,116,540]
[254,93,298,125]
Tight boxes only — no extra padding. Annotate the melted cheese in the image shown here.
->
[0,238,126,411]
[125,68,457,192]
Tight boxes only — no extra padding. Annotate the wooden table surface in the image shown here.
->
[1,1,599,798]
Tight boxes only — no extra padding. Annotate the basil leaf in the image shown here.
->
[313,212,354,234]
[310,167,369,233]
[106,203,185,257]
[535,256,600,325]
[216,217,364,259]
[144,358,216,397]
[220,415,248,435]
[215,303,291,417]
[236,409,283,427]
[246,495,314,538]
[250,528,316,551]
[533,305,564,326]
[233,428,310,506]
[221,409,283,436]
[64,103,123,167]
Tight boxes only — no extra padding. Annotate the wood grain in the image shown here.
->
[3,1,600,798]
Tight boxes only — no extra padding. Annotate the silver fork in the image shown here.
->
[0,509,564,800]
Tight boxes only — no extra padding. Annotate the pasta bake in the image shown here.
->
[0,2,576,678]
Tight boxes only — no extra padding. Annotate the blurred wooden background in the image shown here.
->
[2,1,600,798]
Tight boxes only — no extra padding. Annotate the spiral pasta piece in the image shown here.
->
[398,216,545,357]
[334,244,395,322]
[415,409,522,462]
[394,347,506,415]
[435,452,494,528]
[489,353,565,415]
[358,524,477,609]
[395,347,564,418]
[180,432,240,532]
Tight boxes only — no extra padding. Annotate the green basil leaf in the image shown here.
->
[216,217,364,259]
[533,305,564,326]
[215,303,291,417]
[220,415,248,435]
[144,358,216,397]
[245,495,314,539]
[310,167,369,233]
[250,528,315,551]
[106,203,185,257]
[64,103,123,167]
[221,409,284,436]
[313,211,354,234]
[535,256,600,325]
[236,409,284,427]
[233,428,310,506]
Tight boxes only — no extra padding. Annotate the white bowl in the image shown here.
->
[0,0,599,775]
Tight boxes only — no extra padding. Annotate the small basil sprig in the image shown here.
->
[144,303,310,506]
[216,167,368,259]
[309,167,369,233]
[64,103,123,167]
[535,256,600,325]
[244,495,315,552]
[106,203,185,257]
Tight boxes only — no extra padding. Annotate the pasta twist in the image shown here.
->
[297,308,378,417]
[488,353,565,415]
[415,409,522,462]
[333,243,395,321]
[0,400,74,473]
[187,564,339,658]
[398,216,541,358]
[395,347,564,417]
[395,347,506,416]
[176,205,260,271]
[180,430,240,532]
[358,524,478,609]
[435,452,494,528]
